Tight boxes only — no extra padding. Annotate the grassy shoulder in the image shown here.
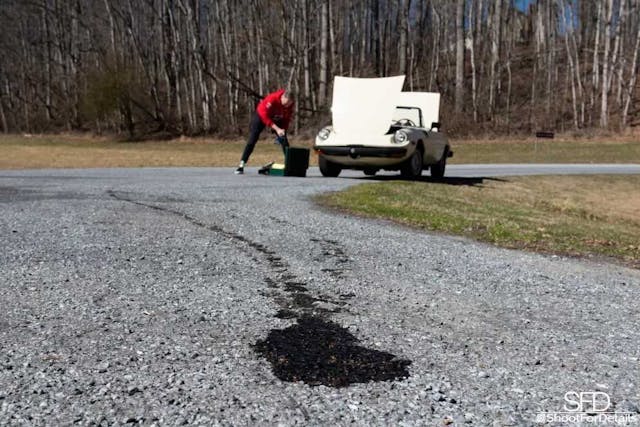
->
[0,134,300,169]
[0,134,639,169]
[450,137,640,164]
[318,175,640,269]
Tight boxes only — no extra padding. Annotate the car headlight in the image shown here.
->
[318,127,331,140]
[393,130,408,144]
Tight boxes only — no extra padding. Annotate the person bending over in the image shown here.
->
[235,89,295,174]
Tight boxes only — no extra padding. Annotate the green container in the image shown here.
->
[269,163,286,176]
[284,147,310,177]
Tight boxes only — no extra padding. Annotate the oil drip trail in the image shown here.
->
[108,190,411,387]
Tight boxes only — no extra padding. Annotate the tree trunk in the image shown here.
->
[601,0,613,128]
[567,2,586,127]
[489,0,502,117]
[544,0,555,120]
[103,0,118,61]
[372,0,381,75]
[469,6,478,122]
[41,2,52,122]
[0,77,7,132]
[455,0,465,114]
[561,0,579,129]
[302,0,312,110]
[592,0,603,126]
[318,0,328,105]
[329,1,340,76]
[622,1,640,127]
[429,4,440,90]
[399,0,410,76]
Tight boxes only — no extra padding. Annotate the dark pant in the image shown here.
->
[240,113,288,163]
[241,113,265,163]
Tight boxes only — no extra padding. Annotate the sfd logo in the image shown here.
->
[564,391,611,412]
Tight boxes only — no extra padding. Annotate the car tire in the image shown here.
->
[430,147,448,179]
[319,154,342,177]
[400,149,423,179]
[363,168,377,176]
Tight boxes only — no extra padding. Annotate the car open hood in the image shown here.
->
[331,75,405,137]
[397,92,440,128]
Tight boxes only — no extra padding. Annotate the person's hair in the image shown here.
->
[282,89,295,101]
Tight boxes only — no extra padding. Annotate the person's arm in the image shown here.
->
[256,95,275,128]
[256,90,286,135]
[272,124,286,136]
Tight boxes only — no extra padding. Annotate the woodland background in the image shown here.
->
[0,0,639,139]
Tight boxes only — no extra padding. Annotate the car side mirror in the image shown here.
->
[431,122,441,132]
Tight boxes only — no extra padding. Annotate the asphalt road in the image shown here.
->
[1,165,640,426]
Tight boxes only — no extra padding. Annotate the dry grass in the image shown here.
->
[450,137,640,164]
[0,133,639,169]
[319,175,640,269]
[0,134,314,169]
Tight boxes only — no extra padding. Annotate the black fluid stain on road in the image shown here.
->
[108,190,412,388]
[254,316,411,387]
[321,268,345,279]
[264,278,279,288]
[311,237,352,279]
[275,309,297,319]
[284,282,308,292]
[291,292,320,309]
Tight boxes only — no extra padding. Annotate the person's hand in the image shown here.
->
[274,126,286,137]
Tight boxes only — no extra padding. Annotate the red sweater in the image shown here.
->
[256,89,294,130]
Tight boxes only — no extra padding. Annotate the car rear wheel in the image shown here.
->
[319,154,342,177]
[400,149,423,179]
[431,147,448,179]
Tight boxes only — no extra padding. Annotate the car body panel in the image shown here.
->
[315,76,449,172]
[331,75,405,138]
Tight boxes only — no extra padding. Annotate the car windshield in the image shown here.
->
[391,106,422,128]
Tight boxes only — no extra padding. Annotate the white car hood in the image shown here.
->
[331,75,405,137]
[397,92,441,128]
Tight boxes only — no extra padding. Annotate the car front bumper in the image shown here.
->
[314,145,408,158]
[313,144,413,168]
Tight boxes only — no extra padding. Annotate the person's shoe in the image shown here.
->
[234,166,244,175]
[258,162,274,175]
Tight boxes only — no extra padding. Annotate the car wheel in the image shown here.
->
[430,147,448,179]
[319,154,342,177]
[363,168,377,176]
[400,149,423,179]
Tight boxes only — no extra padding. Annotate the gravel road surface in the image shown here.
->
[1,165,640,426]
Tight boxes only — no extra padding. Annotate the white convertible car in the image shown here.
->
[314,75,452,179]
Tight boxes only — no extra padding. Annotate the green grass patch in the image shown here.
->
[318,175,640,268]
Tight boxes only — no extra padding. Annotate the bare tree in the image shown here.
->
[0,0,638,137]
[454,0,464,114]
[601,0,613,127]
[318,0,329,106]
[398,0,410,76]
[488,0,502,116]
[623,0,640,127]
